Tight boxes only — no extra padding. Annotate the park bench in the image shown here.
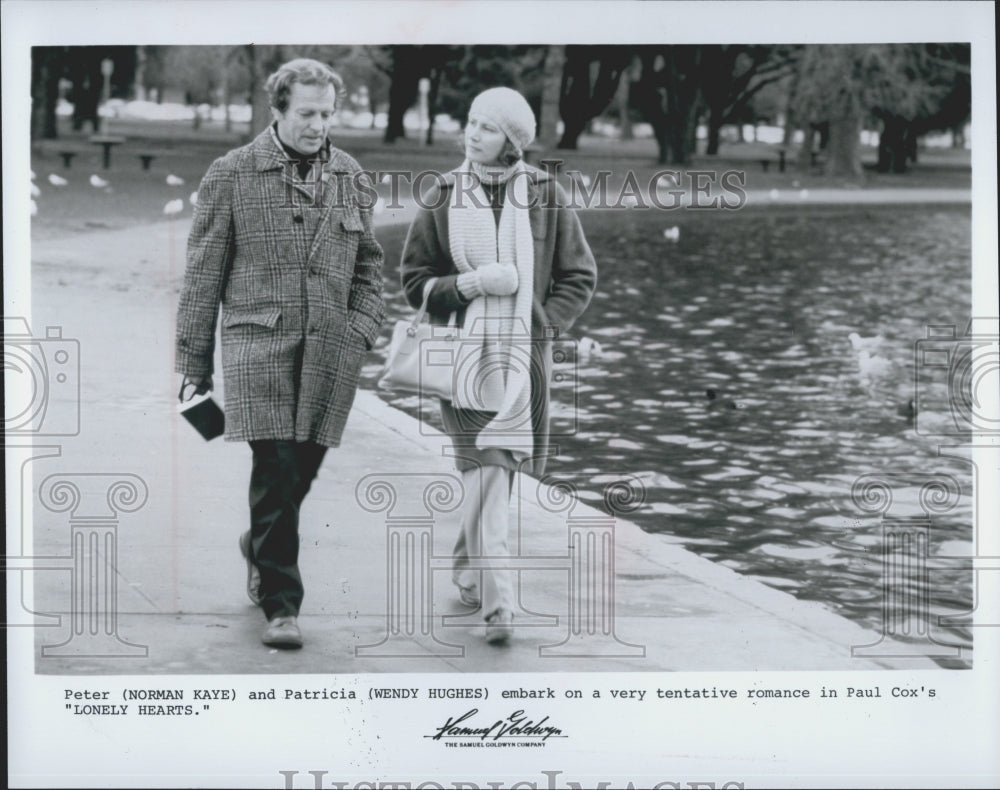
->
[88,135,127,169]
[137,154,157,170]
[57,150,79,168]
[756,150,824,171]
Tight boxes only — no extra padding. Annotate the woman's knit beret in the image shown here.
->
[469,87,537,152]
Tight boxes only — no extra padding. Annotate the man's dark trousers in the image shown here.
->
[247,440,328,619]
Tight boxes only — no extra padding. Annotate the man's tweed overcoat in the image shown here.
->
[400,166,597,477]
[175,127,385,447]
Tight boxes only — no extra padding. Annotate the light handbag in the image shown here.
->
[378,288,459,400]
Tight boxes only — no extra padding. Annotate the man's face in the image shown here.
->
[273,82,337,155]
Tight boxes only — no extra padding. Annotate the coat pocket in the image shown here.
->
[223,308,281,329]
[340,212,364,233]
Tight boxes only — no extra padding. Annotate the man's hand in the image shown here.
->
[178,374,213,403]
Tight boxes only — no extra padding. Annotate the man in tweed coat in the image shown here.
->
[175,59,385,649]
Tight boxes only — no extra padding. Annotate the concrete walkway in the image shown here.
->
[21,189,966,675]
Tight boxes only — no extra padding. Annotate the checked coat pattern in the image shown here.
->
[175,127,385,447]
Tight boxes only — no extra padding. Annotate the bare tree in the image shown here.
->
[631,46,704,165]
[793,43,969,177]
[557,46,630,149]
[700,45,800,155]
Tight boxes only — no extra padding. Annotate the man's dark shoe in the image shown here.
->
[262,615,303,649]
[238,531,262,606]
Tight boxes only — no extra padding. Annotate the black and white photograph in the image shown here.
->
[4,1,998,788]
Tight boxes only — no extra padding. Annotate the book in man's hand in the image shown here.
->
[178,392,225,441]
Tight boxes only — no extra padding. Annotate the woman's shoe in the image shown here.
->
[485,609,514,645]
[457,583,481,607]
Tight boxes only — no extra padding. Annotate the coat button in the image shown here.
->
[310,267,319,275]
[293,214,304,224]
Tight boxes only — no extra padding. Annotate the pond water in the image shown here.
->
[367,203,975,665]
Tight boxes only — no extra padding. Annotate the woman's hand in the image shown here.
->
[457,264,519,299]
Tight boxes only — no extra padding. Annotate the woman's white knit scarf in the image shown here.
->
[448,159,535,458]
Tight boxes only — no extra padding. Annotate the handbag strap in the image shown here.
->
[409,279,456,336]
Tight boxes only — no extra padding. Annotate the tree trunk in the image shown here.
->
[384,78,409,143]
[615,67,633,141]
[630,51,670,164]
[538,45,565,149]
[557,116,588,149]
[951,122,965,149]
[425,68,442,146]
[133,45,147,101]
[557,47,627,150]
[664,48,702,165]
[705,102,723,155]
[222,65,231,132]
[248,45,285,140]
[32,48,63,140]
[70,50,103,133]
[384,46,421,143]
[877,115,908,173]
[826,114,861,178]
[556,50,590,150]
[655,125,670,164]
[904,125,919,165]
[782,66,802,148]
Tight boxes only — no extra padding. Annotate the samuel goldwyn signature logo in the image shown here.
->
[428,708,564,742]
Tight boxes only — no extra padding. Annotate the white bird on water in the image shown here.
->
[30,181,41,198]
[578,336,604,363]
[48,173,68,186]
[90,174,109,188]
[189,191,199,206]
[848,331,885,353]
[848,331,893,387]
[166,174,185,186]
[857,350,894,383]
[663,226,680,242]
[163,199,185,216]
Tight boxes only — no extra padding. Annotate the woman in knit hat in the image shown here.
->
[400,86,597,646]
